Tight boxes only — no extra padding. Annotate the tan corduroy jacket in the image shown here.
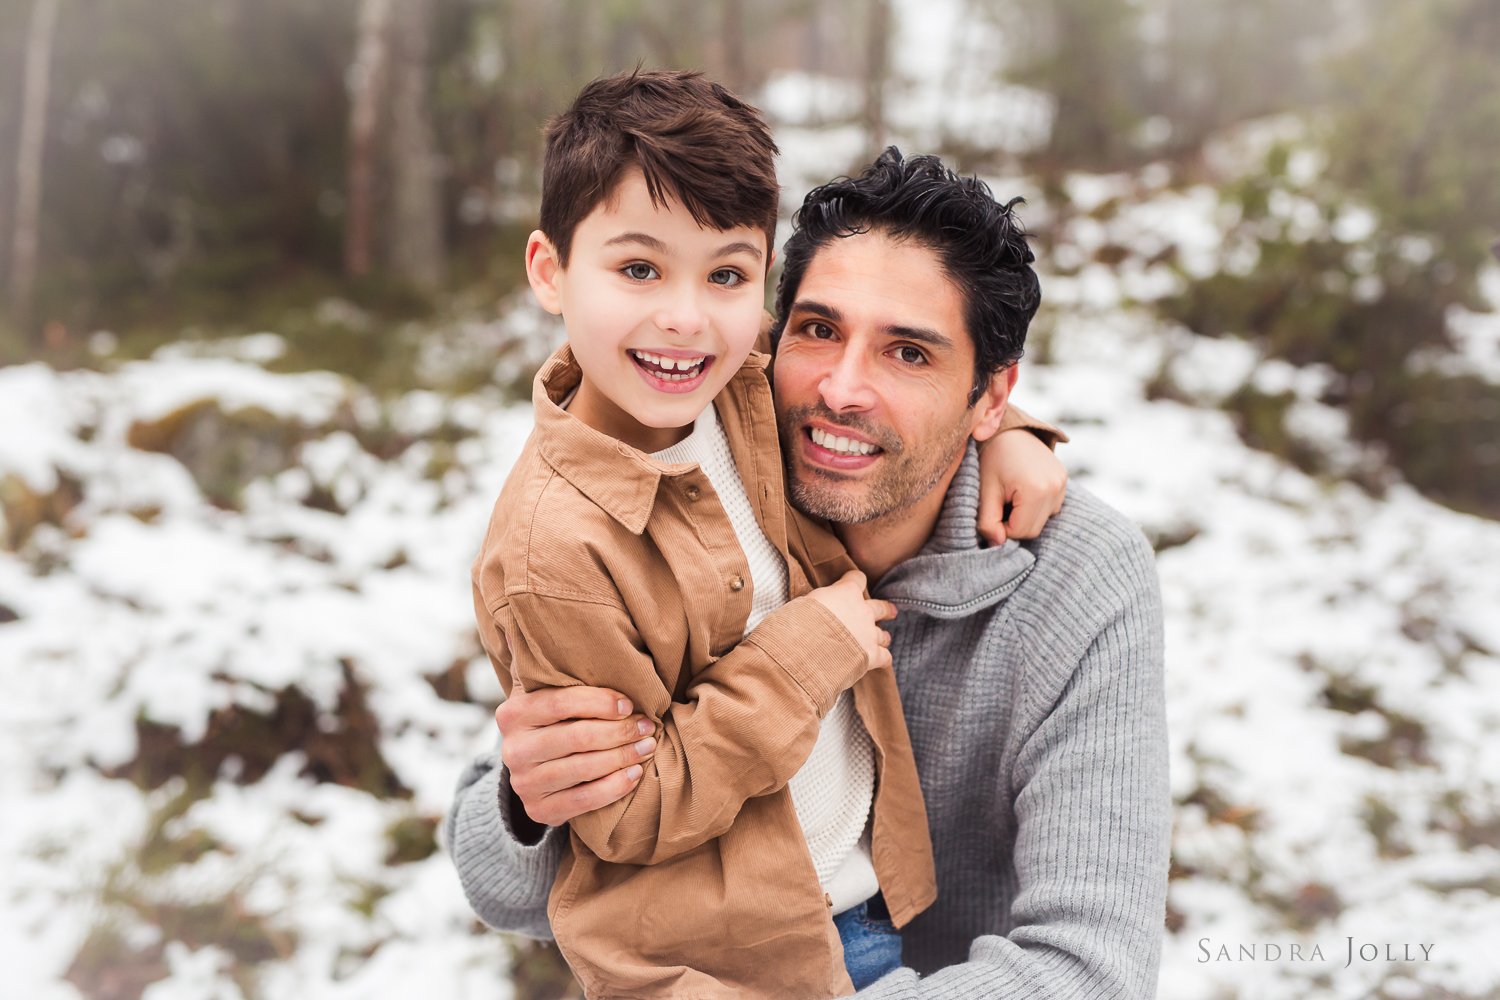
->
[472,344,1055,998]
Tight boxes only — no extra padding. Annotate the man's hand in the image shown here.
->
[497,686,656,827]
[806,569,897,673]
[976,428,1068,546]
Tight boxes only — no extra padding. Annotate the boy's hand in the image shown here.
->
[497,686,655,827]
[806,570,897,673]
[976,428,1068,546]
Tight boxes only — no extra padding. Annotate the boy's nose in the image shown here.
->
[654,287,706,338]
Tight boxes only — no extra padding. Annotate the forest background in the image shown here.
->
[2,1,1498,998]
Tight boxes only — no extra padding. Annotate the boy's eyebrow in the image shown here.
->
[604,232,671,254]
[791,299,954,348]
[602,232,763,260]
[715,240,764,260]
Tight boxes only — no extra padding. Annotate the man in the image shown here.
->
[447,149,1170,997]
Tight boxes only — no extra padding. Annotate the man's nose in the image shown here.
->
[818,350,877,412]
[655,284,706,338]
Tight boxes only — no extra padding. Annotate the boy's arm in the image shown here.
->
[488,586,869,866]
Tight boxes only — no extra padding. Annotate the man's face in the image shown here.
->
[774,229,1012,525]
[526,168,768,452]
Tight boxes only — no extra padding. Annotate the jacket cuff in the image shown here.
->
[744,595,868,716]
[999,403,1068,448]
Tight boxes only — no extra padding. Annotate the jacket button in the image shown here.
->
[685,484,701,501]
[824,893,833,908]
[729,575,745,592]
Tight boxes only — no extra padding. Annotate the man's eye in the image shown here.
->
[804,322,835,340]
[622,262,658,281]
[895,345,927,365]
[708,268,745,287]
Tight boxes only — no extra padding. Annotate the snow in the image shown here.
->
[4,7,1498,997]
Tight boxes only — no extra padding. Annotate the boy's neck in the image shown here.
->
[568,375,695,454]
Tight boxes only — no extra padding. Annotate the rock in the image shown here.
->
[126,400,307,508]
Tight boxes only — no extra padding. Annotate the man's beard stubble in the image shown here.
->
[776,403,972,526]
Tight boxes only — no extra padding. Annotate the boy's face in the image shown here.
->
[526,168,769,453]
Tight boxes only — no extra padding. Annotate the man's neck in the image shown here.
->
[834,452,965,586]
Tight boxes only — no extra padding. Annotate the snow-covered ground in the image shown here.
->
[5,6,1499,997]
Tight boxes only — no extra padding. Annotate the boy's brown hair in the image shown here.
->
[539,69,780,266]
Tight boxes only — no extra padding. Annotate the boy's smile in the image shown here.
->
[525,168,769,453]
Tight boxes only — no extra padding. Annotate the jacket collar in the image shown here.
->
[532,345,771,536]
[872,441,1036,617]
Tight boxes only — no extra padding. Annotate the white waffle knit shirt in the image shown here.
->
[652,403,879,913]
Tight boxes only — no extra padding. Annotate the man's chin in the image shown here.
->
[788,474,882,525]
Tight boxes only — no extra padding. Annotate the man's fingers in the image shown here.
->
[504,685,633,731]
[524,737,656,798]
[521,715,653,769]
[529,764,645,826]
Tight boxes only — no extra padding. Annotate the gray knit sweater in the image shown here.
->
[444,444,1171,998]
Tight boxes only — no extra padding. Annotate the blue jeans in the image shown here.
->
[833,895,903,990]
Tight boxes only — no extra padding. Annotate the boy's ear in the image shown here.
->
[970,365,1019,443]
[525,230,564,315]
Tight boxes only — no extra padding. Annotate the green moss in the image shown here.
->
[384,814,439,866]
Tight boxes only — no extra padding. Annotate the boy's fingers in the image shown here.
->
[869,599,898,622]
[976,486,1008,547]
[838,569,868,591]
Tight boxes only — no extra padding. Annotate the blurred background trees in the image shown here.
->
[1,0,1496,516]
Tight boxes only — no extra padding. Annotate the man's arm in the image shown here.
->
[444,745,566,939]
[859,530,1170,998]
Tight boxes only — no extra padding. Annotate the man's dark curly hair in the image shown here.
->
[771,147,1040,406]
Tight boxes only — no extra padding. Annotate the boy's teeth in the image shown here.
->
[810,427,878,455]
[631,350,706,374]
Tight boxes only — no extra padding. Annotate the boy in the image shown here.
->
[472,70,1063,998]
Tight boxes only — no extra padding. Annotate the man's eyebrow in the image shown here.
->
[791,299,953,348]
[885,324,953,349]
[790,299,844,322]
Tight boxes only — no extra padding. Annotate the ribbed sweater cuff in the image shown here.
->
[448,761,564,930]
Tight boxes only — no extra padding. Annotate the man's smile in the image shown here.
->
[799,419,893,472]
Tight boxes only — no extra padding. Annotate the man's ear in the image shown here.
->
[970,365,1019,443]
[525,230,564,315]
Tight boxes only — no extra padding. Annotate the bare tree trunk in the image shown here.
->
[10,0,60,334]
[386,0,445,293]
[345,0,393,279]
[863,0,891,158]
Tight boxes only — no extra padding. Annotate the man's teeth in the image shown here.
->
[630,349,707,376]
[810,427,878,456]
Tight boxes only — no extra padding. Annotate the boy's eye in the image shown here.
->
[622,262,659,281]
[894,345,927,365]
[708,268,746,287]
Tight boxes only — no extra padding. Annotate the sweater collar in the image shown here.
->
[872,441,1035,617]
